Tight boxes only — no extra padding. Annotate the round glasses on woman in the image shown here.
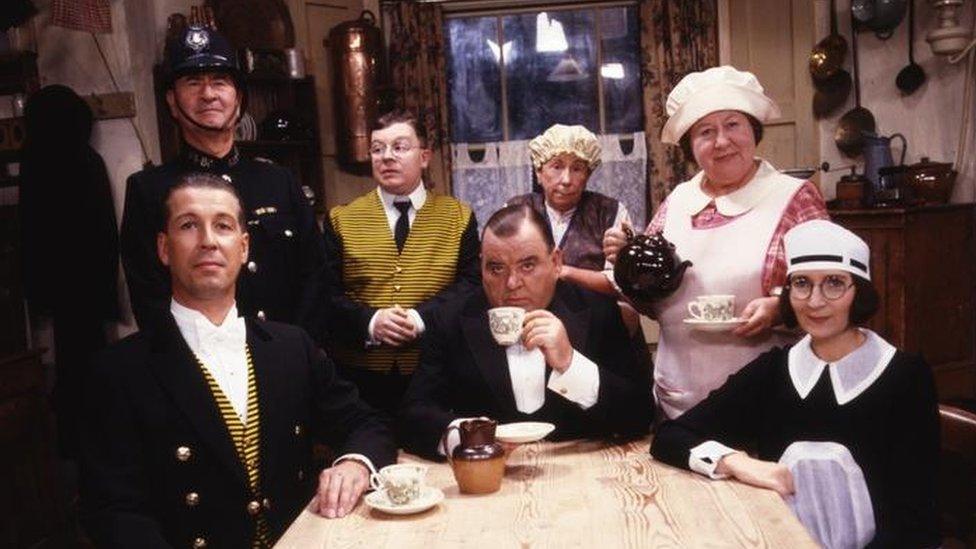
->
[788,274,855,300]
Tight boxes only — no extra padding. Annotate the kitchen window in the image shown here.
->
[445,3,642,142]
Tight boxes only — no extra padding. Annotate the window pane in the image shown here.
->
[600,6,642,134]
[446,16,503,143]
[502,10,598,140]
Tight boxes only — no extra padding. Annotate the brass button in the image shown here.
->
[185,492,200,507]
[247,500,261,516]
[294,424,302,436]
[175,446,192,462]
[247,261,258,273]
[394,265,402,273]
[394,285,401,292]
[284,229,294,238]
[257,310,266,321]
[262,498,271,510]
[193,537,207,549]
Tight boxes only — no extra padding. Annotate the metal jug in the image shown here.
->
[862,132,906,197]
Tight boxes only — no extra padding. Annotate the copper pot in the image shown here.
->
[905,157,957,204]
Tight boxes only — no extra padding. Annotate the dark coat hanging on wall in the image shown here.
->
[19,84,120,456]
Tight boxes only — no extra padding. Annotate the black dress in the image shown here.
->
[650,331,939,547]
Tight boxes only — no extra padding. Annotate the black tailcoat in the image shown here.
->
[79,316,396,548]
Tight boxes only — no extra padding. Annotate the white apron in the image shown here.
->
[655,160,802,418]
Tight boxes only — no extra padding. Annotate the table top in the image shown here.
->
[276,438,816,548]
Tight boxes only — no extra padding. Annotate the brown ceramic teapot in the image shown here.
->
[441,418,506,494]
[905,157,957,205]
[613,227,691,313]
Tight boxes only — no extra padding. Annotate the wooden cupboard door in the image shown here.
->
[720,0,818,173]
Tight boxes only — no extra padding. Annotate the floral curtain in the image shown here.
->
[639,0,719,216]
[382,1,452,192]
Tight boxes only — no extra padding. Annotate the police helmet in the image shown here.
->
[165,25,243,87]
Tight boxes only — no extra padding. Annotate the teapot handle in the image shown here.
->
[440,424,461,463]
[891,133,907,165]
[622,224,634,240]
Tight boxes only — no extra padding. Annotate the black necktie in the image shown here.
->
[394,201,411,253]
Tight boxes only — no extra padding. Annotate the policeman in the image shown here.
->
[121,25,329,340]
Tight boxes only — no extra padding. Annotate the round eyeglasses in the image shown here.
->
[369,141,417,158]
[788,274,854,301]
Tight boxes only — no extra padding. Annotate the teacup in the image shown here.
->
[687,295,735,322]
[487,306,525,346]
[369,464,427,505]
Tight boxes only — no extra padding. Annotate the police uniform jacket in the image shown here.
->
[121,146,328,339]
[78,315,396,548]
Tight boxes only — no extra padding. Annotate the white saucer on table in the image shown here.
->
[495,421,556,444]
[364,486,444,515]
[683,318,747,332]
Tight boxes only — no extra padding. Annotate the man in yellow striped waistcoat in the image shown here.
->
[324,110,480,414]
[79,174,396,548]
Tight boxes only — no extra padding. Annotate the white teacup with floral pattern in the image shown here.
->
[687,295,736,322]
[487,306,526,346]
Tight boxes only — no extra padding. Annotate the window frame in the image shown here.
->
[444,0,640,142]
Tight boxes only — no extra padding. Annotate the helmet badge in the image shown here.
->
[185,27,210,52]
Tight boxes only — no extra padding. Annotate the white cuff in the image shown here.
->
[365,311,380,346]
[406,308,426,335]
[332,453,378,476]
[688,440,738,479]
[438,416,488,457]
[547,350,600,409]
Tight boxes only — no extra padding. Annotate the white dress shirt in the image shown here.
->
[441,345,601,455]
[171,299,249,422]
[171,299,377,475]
[366,184,428,342]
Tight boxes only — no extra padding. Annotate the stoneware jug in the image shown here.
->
[441,418,505,495]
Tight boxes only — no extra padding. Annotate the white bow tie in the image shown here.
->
[195,314,246,350]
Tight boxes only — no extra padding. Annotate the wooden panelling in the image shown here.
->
[831,205,976,401]
[722,0,818,173]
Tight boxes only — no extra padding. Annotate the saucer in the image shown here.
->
[365,486,444,515]
[683,318,747,332]
[496,421,556,444]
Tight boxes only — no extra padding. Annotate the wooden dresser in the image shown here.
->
[830,204,976,401]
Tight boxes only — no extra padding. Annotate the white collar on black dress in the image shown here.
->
[787,329,897,406]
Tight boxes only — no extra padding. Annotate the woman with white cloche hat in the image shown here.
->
[651,219,939,547]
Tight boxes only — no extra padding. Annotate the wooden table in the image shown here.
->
[276,438,817,548]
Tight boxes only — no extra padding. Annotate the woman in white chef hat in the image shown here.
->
[651,220,939,548]
[603,65,830,419]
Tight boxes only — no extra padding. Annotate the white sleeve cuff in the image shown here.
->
[547,350,600,409]
[332,453,378,476]
[406,308,426,335]
[688,440,738,479]
[365,311,380,346]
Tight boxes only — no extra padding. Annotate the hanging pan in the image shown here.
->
[834,13,877,157]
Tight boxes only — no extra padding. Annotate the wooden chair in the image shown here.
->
[939,404,976,547]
